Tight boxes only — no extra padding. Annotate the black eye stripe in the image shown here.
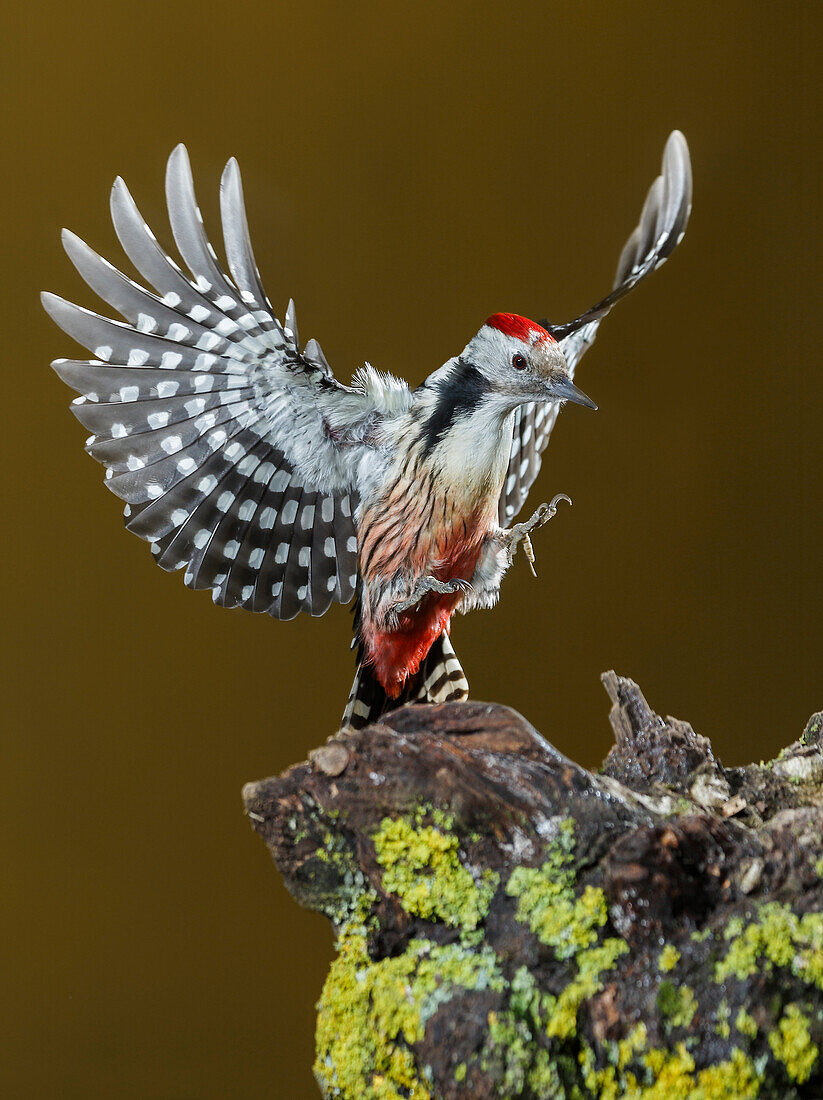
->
[512,353,527,370]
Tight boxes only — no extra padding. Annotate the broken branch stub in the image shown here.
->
[244,675,823,1099]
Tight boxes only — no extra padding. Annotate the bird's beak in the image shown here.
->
[548,375,598,410]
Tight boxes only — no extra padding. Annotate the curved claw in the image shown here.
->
[549,492,572,511]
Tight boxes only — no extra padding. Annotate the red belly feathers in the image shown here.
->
[365,531,484,698]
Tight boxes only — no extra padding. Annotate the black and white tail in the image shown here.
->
[342,631,469,730]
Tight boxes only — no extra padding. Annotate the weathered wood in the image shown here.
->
[244,674,823,1099]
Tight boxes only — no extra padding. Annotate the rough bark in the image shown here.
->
[243,675,823,1099]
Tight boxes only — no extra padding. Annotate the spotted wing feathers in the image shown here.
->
[499,130,692,524]
[44,145,365,617]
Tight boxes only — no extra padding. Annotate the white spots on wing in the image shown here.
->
[217,492,234,512]
[346,536,357,553]
[193,353,218,371]
[326,576,337,591]
[215,295,236,311]
[127,454,145,471]
[253,462,275,485]
[223,441,243,461]
[194,528,211,549]
[189,304,211,324]
[195,276,212,293]
[248,548,264,569]
[157,380,179,398]
[119,385,139,402]
[298,547,311,567]
[521,423,532,446]
[148,411,170,429]
[215,318,237,337]
[95,345,113,361]
[236,456,257,476]
[176,456,197,474]
[270,580,282,597]
[241,584,254,601]
[519,457,530,478]
[349,574,358,588]
[324,538,335,557]
[167,322,191,342]
[275,543,289,564]
[196,332,222,352]
[272,470,290,492]
[321,497,334,523]
[160,435,183,454]
[193,374,215,392]
[259,507,275,530]
[170,508,188,527]
[163,292,182,308]
[297,585,308,601]
[224,540,240,560]
[300,505,315,530]
[238,500,256,522]
[136,314,157,334]
[111,422,128,438]
[160,351,182,369]
[506,474,517,495]
[146,482,164,499]
[183,398,206,417]
[340,497,351,517]
[241,290,256,305]
[197,475,217,493]
[226,375,247,389]
[281,500,298,525]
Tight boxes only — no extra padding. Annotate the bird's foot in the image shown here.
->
[390,576,473,620]
[504,493,571,577]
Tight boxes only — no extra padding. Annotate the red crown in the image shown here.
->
[485,313,555,343]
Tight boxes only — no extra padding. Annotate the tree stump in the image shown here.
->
[243,674,823,1099]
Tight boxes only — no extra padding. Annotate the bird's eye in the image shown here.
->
[512,353,528,371]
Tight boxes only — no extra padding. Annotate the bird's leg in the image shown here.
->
[386,575,473,626]
[503,493,572,577]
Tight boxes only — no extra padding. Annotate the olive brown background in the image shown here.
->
[4,2,822,1096]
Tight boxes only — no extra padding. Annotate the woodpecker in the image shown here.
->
[43,132,692,729]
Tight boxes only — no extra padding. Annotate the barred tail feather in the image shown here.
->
[342,632,469,730]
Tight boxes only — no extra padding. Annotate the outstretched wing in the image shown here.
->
[498,131,692,524]
[44,145,385,618]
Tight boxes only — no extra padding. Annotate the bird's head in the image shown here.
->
[465,313,597,412]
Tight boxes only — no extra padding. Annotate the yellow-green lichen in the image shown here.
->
[546,938,629,1040]
[714,998,730,1039]
[315,919,504,1099]
[581,1037,761,1100]
[506,819,608,958]
[715,902,823,990]
[658,945,680,972]
[735,1008,758,1039]
[656,981,697,1030]
[373,816,498,931]
[768,1003,818,1084]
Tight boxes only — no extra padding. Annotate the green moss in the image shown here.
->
[315,919,505,1098]
[658,945,680,972]
[656,981,697,1029]
[735,1008,758,1040]
[453,1062,466,1082]
[768,1004,818,1084]
[715,902,823,991]
[373,816,498,931]
[815,855,823,878]
[506,819,608,958]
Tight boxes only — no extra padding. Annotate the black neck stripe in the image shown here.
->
[420,359,490,458]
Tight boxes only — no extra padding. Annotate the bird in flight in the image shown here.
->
[44,132,691,729]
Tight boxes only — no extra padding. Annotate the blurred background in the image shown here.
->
[3,1,821,1095]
